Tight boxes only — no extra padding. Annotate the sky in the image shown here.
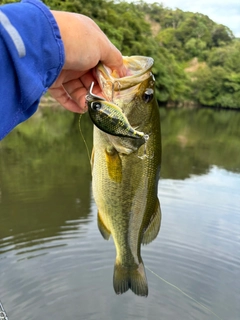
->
[143,0,240,37]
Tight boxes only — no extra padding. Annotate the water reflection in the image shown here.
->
[0,109,93,256]
[0,107,240,320]
[160,108,240,178]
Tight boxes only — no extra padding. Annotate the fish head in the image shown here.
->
[94,56,158,153]
[96,56,155,107]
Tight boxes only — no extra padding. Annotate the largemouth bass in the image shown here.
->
[91,56,162,297]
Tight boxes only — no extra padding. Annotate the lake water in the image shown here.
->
[0,107,240,320]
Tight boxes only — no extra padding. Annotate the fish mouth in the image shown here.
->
[96,56,154,103]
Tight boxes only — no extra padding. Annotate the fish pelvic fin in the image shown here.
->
[142,198,161,245]
[113,260,148,297]
[98,211,111,240]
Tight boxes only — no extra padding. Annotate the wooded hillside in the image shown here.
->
[2,0,240,108]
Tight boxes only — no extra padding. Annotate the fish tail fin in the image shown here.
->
[113,260,148,297]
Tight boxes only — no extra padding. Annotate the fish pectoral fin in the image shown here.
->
[113,260,148,297]
[142,198,161,245]
[97,211,111,240]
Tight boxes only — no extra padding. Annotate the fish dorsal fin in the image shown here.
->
[98,211,111,240]
[142,198,161,245]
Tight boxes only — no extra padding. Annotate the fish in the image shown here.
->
[90,56,162,297]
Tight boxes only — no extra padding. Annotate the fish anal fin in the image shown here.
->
[98,211,111,240]
[142,198,161,245]
[113,260,148,297]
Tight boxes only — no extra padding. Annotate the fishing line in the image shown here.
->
[145,265,223,320]
[0,300,8,320]
[78,114,91,164]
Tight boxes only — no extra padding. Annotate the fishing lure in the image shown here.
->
[86,82,148,141]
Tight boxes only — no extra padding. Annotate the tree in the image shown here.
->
[211,24,234,47]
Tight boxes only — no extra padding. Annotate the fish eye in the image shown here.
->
[91,102,102,110]
[143,89,154,103]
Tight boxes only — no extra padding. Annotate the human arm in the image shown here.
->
[0,0,125,140]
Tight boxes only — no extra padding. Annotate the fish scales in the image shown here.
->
[91,56,162,297]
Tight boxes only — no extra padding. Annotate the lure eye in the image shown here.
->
[143,89,154,103]
[91,102,102,110]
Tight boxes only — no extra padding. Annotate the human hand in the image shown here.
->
[49,11,126,113]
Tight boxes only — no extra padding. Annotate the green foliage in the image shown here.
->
[190,40,240,107]
[185,38,207,58]
[191,66,226,106]
[207,41,240,72]
[211,24,234,46]
[153,48,190,103]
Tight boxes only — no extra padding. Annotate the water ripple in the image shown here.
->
[0,167,240,320]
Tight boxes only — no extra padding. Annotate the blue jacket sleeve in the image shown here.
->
[0,0,65,140]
